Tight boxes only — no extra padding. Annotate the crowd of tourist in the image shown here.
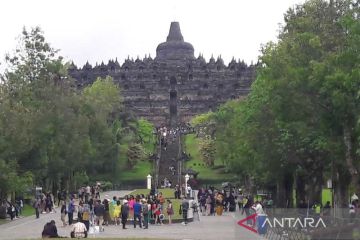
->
[2,180,274,238]
[40,189,184,238]
[157,124,195,151]
[36,183,360,239]
[36,183,274,238]
[0,191,60,221]
[196,186,238,216]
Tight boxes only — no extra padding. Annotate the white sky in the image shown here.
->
[0,0,305,70]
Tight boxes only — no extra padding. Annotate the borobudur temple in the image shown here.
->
[69,22,256,127]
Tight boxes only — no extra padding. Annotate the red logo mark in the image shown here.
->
[237,213,257,233]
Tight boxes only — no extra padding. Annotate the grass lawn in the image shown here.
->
[116,142,154,183]
[117,133,236,185]
[118,161,153,181]
[184,134,235,181]
[22,204,34,217]
[130,189,182,220]
[131,188,177,199]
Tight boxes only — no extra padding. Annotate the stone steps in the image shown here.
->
[158,135,180,186]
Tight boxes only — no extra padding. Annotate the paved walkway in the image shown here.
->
[0,190,263,240]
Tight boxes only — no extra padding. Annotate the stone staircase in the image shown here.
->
[157,134,181,187]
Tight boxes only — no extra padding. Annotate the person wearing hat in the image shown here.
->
[121,200,129,229]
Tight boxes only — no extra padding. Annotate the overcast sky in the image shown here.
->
[0,0,306,70]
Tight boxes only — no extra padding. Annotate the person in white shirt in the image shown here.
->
[251,201,265,228]
[70,221,87,238]
[252,201,264,215]
[186,186,192,198]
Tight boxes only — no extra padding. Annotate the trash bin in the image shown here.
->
[257,214,267,234]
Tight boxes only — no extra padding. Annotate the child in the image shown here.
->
[113,201,121,225]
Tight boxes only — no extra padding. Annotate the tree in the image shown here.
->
[260,0,360,202]
[81,77,124,177]
[198,136,216,167]
[0,26,72,193]
[190,0,360,206]
[136,118,156,154]
[127,143,146,169]
[0,27,131,194]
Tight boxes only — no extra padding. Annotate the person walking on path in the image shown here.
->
[81,202,91,231]
[166,199,174,224]
[142,199,150,229]
[7,202,16,220]
[68,198,75,225]
[133,198,142,228]
[215,192,224,216]
[180,197,189,225]
[60,200,67,227]
[154,200,163,225]
[94,200,105,232]
[121,200,130,229]
[128,195,135,221]
[243,196,253,225]
[113,200,121,226]
[33,198,41,219]
[57,191,62,207]
[103,199,111,226]
[206,195,212,216]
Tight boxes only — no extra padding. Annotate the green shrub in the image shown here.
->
[101,181,113,191]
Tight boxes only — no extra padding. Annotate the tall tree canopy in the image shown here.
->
[0,27,155,198]
[192,0,360,207]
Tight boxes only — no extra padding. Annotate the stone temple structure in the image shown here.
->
[69,22,256,127]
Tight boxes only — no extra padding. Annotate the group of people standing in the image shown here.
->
[33,192,57,219]
[197,187,238,217]
[111,193,175,228]
[157,124,195,151]
[57,191,177,236]
[1,199,23,220]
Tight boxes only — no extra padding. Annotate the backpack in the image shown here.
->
[32,200,39,208]
[142,204,149,215]
[82,211,90,221]
[182,201,189,211]
[68,202,75,213]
